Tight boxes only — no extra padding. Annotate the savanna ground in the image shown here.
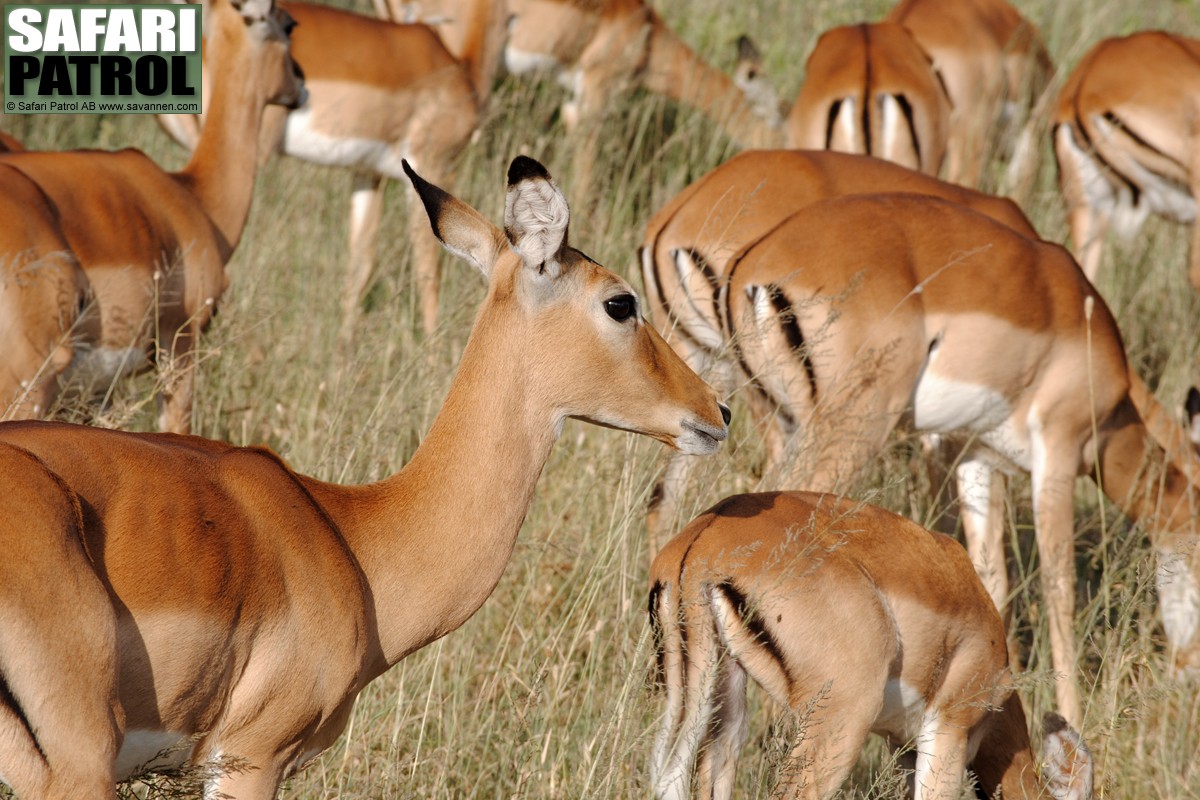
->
[3,0,1200,796]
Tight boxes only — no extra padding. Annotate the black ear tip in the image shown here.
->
[402,159,418,184]
[1187,385,1200,413]
[507,155,551,186]
[1042,712,1069,736]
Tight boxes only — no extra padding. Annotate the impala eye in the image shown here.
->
[604,293,636,322]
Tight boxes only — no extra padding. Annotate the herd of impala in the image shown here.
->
[0,0,1196,797]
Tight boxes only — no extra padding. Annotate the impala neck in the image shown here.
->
[641,17,780,149]
[327,290,559,676]
[176,34,269,260]
[1095,397,1198,535]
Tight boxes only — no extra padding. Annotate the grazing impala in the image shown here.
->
[159,1,488,340]
[669,191,1200,727]
[784,22,952,176]
[1053,31,1200,287]
[650,491,1094,800]
[504,0,785,194]
[0,157,728,799]
[0,167,89,421]
[886,0,1053,189]
[640,149,1038,541]
[0,0,303,434]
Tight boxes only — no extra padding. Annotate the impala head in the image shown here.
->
[404,156,729,454]
[208,0,306,110]
[732,34,785,128]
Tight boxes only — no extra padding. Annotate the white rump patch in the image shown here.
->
[1055,124,1126,225]
[1090,114,1197,228]
[877,93,918,170]
[668,249,724,350]
[828,96,860,154]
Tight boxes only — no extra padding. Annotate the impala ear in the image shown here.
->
[404,160,505,277]
[504,156,569,278]
[1040,713,1093,800]
[1185,386,1200,446]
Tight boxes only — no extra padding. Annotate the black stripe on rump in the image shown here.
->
[712,581,788,670]
[649,580,666,685]
[765,284,819,403]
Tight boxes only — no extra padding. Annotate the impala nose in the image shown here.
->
[719,403,732,426]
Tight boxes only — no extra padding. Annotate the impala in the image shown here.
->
[1053,31,1200,288]
[784,22,951,176]
[504,0,785,195]
[674,190,1200,727]
[159,1,490,340]
[886,0,1053,189]
[650,491,1094,800]
[0,166,88,421]
[0,156,729,799]
[639,148,1038,541]
[0,0,303,434]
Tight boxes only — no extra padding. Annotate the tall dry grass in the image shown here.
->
[2,0,1200,796]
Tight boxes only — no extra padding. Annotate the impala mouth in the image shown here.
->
[677,418,728,455]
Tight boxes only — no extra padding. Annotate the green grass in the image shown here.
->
[3,0,1200,797]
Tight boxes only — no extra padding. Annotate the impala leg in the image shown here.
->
[957,456,1009,614]
[652,612,725,800]
[157,326,196,435]
[771,692,880,800]
[910,718,969,800]
[1032,455,1083,728]
[695,660,748,800]
[202,757,286,800]
[340,171,386,344]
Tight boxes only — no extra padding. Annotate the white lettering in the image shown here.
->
[103,9,140,52]
[78,8,106,52]
[42,9,80,52]
[6,8,42,52]
[179,8,197,52]
[140,10,174,51]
